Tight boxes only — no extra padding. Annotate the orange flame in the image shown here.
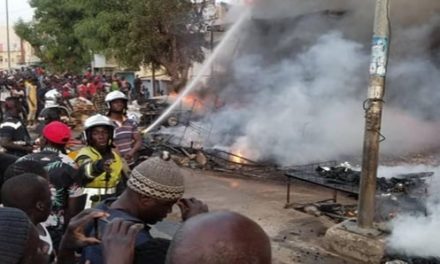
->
[231,150,245,164]
[168,93,204,111]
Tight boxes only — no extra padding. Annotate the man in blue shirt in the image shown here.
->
[82,156,208,264]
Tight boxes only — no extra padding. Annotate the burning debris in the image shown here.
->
[139,97,194,128]
[143,129,284,180]
[144,128,435,228]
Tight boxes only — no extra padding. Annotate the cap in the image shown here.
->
[127,157,185,201]
[43,121,71,145]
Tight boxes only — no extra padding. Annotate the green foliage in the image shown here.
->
[125,0,207,91]
[15,0,209,89]
[14,0,91,73]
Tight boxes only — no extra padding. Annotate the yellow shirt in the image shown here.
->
[25,81,37,108]
[75,146,123,188]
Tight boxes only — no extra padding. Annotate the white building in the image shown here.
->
[0,26,39,70]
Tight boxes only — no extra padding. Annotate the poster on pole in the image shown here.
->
[369,36,388,77]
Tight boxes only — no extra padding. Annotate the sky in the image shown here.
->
[0,0,234,26]
[0,0,34,26]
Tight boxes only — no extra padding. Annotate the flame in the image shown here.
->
[168,93,204,111]
[183,95,204,111]
[231,150,245,164]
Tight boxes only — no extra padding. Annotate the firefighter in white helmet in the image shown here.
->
[44,89,62,108]
[105,91,143,168]
[75,114,123,207]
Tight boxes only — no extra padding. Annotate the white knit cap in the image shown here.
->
[127,157,185,201]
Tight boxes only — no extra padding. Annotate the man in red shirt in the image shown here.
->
[77,79,89,99]
[87,79,97,98]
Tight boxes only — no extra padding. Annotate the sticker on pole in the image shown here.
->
[369,36,388,77]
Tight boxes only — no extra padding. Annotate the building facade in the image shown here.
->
[0,26,39,70]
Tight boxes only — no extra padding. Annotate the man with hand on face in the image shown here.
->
[75,114,123,207]
[82,156,209,264]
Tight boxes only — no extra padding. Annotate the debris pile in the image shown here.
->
[294,200,357,222]
[144,132,281,180]
[315,165,433,194]
[383,256,440,264]
[139,97,193,127]
[285,162,433,222]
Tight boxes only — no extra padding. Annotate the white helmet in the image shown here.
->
[84,114,114,130]
[105,91,127,103]
[45,89,61,101]
[83,114,115,145]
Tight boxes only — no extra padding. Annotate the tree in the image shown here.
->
[127,0,208,91]
[16,0,210,89]
[74,0,209,91]
[14,0,91,73]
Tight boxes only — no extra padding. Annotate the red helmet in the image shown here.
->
[43,121,71,145]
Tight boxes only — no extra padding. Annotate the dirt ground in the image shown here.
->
[157,168,362,264]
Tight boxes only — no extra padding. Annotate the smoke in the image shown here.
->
[196,0,440,165]
[386,165,440,258]
[388,204,440,258]
[377,164,436,179]
[207,32,367,164]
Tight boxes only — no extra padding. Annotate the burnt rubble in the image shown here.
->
[143,131,282,180]
[293,200,357,222]
[144,132,434,224]
[284,162,433,222]
[383,256,440,264]
[315,165,433,195]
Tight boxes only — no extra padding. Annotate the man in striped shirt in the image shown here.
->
[105,91,143,167]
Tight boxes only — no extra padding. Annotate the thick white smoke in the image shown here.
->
[388,204,440,258]
[182,1,440,259]
[200,0,440,165]
[171,0,440,258]
[385,165,440,258]
[208,32,367,164]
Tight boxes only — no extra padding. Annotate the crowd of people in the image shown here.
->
[0,67,272,264]
[0,67,147,124]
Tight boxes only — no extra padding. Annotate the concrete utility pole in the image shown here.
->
[6,0,12,71]
[358,0,391,228]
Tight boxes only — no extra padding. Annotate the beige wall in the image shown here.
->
[0,26,39,70]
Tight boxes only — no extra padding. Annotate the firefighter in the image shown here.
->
[75,114,123,207]
[105,91,143,168]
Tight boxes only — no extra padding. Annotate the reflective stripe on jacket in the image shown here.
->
[75,146,123,188]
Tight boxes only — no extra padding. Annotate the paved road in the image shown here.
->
[155,169,359,264]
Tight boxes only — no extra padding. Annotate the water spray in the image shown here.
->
[142,9,250,135]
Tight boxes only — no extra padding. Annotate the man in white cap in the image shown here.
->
[82,156,208,264]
